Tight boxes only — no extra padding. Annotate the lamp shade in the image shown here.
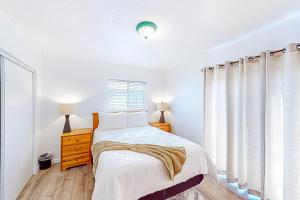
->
[156,102,169,112]
[59,103,77,115]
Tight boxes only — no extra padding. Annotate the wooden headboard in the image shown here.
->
[92,112,99,132]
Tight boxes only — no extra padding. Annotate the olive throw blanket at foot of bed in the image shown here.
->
[92,141,186,180]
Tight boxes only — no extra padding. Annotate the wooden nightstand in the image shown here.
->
[61,128,92,171]
[149,122,171,133]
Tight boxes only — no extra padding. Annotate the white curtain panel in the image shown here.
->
[264,51,284,200]
[204,68,216,165]
[225,61,239,182]
[213,66,227,172]
[203,43,300,199]
[237,59,247,188]
[243,55,264,195]
[263,44,300,200]
[281,44,300,199]
[204,66,227,172]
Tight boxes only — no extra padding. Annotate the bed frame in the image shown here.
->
[92,112,99,132]
[139,174,204,200]
[91,112,204,200]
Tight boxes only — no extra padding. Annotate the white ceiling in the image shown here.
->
[1,0,300,69]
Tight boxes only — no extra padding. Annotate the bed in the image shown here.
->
[91,112,216,200]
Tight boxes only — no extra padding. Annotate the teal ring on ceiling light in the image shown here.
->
[136,21,157,33]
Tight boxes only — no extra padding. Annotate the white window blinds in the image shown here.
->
[108,79,146,111]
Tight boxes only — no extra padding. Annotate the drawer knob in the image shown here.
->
[75,139,79,142]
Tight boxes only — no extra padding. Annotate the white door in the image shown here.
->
[1,57,34,200]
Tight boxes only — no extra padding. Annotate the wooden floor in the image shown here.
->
[197,177,245,200]
[18,164,243,200]
[17,164,94,200]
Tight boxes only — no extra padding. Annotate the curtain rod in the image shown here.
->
[247,55,261,61]
[269,48,286,56]
[201,50,285,71]
[230,60,239,65]
[201,43,300,72]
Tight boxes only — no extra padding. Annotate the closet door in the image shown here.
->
[1,57,34,200]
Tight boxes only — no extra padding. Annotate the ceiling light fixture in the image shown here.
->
[136,21,157,39]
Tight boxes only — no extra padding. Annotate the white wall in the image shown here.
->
[210,13,300,64]
[165,15,300,146]
[40,54,165,162]
[165,66,204,145]
[0,10,40,67]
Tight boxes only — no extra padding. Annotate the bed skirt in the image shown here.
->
[139,174,204,200]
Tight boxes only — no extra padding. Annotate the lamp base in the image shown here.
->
[63,114,71,133]
[159,111,165,123]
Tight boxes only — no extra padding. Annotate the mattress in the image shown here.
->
[92,125,216,200]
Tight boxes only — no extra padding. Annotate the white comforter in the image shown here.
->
[92,125,216,200]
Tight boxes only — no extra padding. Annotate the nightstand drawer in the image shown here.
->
[62,143,90,157]
[61,152,90,162]
[62,134,91,146]
[61,153,90,168]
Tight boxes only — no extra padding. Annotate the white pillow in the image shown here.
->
[127,111,148,128]
[99,112,127,130]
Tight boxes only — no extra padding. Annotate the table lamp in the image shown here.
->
[59,103,77,133]
[156,102,169,123]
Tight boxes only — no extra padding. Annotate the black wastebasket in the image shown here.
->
[38,153,52,170]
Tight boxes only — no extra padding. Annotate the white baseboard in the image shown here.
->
[52,158,61,164]
[33,163,39,175]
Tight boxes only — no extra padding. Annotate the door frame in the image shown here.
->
[0,49,37,200]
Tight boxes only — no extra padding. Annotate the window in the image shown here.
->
[108,79,146,111]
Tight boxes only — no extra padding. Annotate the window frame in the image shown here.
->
[107,79,147,112]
